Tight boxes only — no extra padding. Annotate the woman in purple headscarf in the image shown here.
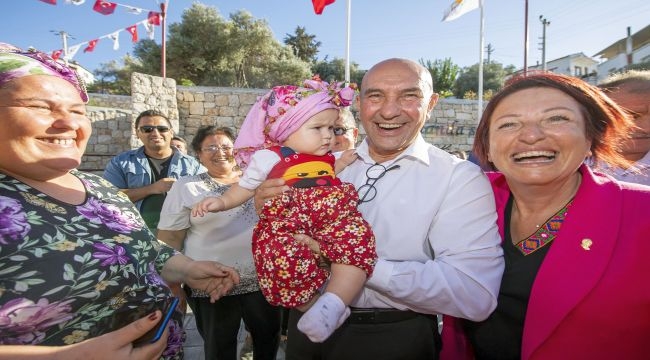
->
[192,77,378,343]
[0,43,240,359]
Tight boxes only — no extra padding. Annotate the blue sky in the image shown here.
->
[2,0,649,73]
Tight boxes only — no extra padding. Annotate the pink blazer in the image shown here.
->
[442,165,650,360]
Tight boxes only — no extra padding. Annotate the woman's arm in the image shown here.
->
[157,229,187,252]
[160,254,240,302]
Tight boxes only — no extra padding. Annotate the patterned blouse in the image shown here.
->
[0,171,184,359]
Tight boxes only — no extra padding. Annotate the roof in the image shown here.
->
[594,24,650,59]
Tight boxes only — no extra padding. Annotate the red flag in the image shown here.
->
[39,0,57,4]
[312,0,335,14]
[84,39,99,53]
[126,25,138,42]
[148,11,161,26]
[93,0,117,15]
[51,50,63,60]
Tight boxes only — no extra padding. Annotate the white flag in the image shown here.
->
[65,44,81,60]
[65,0,86,5]
[442,0,479,22]
[125,6,144,15]
[108,31,121,50]
[143,21,155,40]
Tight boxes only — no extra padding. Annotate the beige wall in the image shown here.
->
[81,73,482,172]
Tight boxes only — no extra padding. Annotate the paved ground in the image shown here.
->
[183,306,286,360]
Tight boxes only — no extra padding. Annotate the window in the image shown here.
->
[574,66,582,76]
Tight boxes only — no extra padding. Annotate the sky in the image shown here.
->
[2,0,649,74]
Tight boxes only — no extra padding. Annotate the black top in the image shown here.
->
[463,196,553,360]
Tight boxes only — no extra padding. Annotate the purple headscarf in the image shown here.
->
[233,76,356,169]
[0,43,88,103]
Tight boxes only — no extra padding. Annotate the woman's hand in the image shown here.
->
[253,178,289,214]
[0,311,168,360]
[161,255,240,303]
[181,260,240,303]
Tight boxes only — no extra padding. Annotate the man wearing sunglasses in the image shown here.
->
[104,109,202,230]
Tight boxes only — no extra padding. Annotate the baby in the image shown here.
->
[192,77,376,342]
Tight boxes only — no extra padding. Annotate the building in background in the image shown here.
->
[594,24,650,82]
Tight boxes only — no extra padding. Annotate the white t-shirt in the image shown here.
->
[158,173,260,295]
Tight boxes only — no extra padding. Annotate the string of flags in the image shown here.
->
[39,0,162,61]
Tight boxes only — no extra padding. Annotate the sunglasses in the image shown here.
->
[139,126,171,133]
[333,127,352,136]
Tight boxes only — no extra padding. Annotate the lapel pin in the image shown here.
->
[581,238,593,251]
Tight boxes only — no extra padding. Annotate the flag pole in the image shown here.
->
[345,0,351,83]
[160,0,168,78]
[523,0,529,76]
[477,0,485,121]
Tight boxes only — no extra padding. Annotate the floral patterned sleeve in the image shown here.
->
[0,171,185,358]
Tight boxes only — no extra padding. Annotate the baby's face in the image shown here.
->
[283,109,338,155]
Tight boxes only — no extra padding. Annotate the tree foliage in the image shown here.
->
[95,2,313,90]
[419,58,460,98]
[284,26,321,63]
[454,62,516,98]
[88,56,140,95]
[312,57,365,85]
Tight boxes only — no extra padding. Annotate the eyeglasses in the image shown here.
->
[357,163,400,204]
[139,125,171,133]
[201,145,234,153]
[333,127,353,136]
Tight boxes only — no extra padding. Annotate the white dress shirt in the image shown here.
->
[339,134,504,321]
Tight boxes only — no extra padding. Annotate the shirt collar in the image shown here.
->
[355,133,430,166]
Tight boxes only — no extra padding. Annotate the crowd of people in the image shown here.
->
[2,40,649,360]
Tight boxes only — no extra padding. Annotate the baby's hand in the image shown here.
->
[335,149,358,173]
[191,197,224,217]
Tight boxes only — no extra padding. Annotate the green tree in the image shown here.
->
[284,26,321,63]
[419,58,460,98]
[87,56,140,95]
[132,2,311,88]
[454,62,516,98]
[312,57,365,85]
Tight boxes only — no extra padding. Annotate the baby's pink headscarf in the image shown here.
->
[234,76,356,169]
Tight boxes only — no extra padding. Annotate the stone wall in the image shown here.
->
[80,73,482,171]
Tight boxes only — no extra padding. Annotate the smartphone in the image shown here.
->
[133,296,180,346]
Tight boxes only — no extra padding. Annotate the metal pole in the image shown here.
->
[523,0,529,76]
[478,0,485,121]
[539,16,550,71]
[160,1,168,78]
[344,0,351,83]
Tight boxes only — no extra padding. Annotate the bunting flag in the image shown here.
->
[311,0,335,14]
[442,0,479,22]
[65,0,86,4]
[143,21,155,40]
[65,44,81,60]
[93,0,117,15]
[148,11,161,25]
[39,0,57,4]
[108,31,120,50]
[126,25,138,42]
[125,6,144,14]
[84,39,99,52]
[51,49,63,60]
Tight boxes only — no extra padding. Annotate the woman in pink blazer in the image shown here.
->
[442,72,650,360]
